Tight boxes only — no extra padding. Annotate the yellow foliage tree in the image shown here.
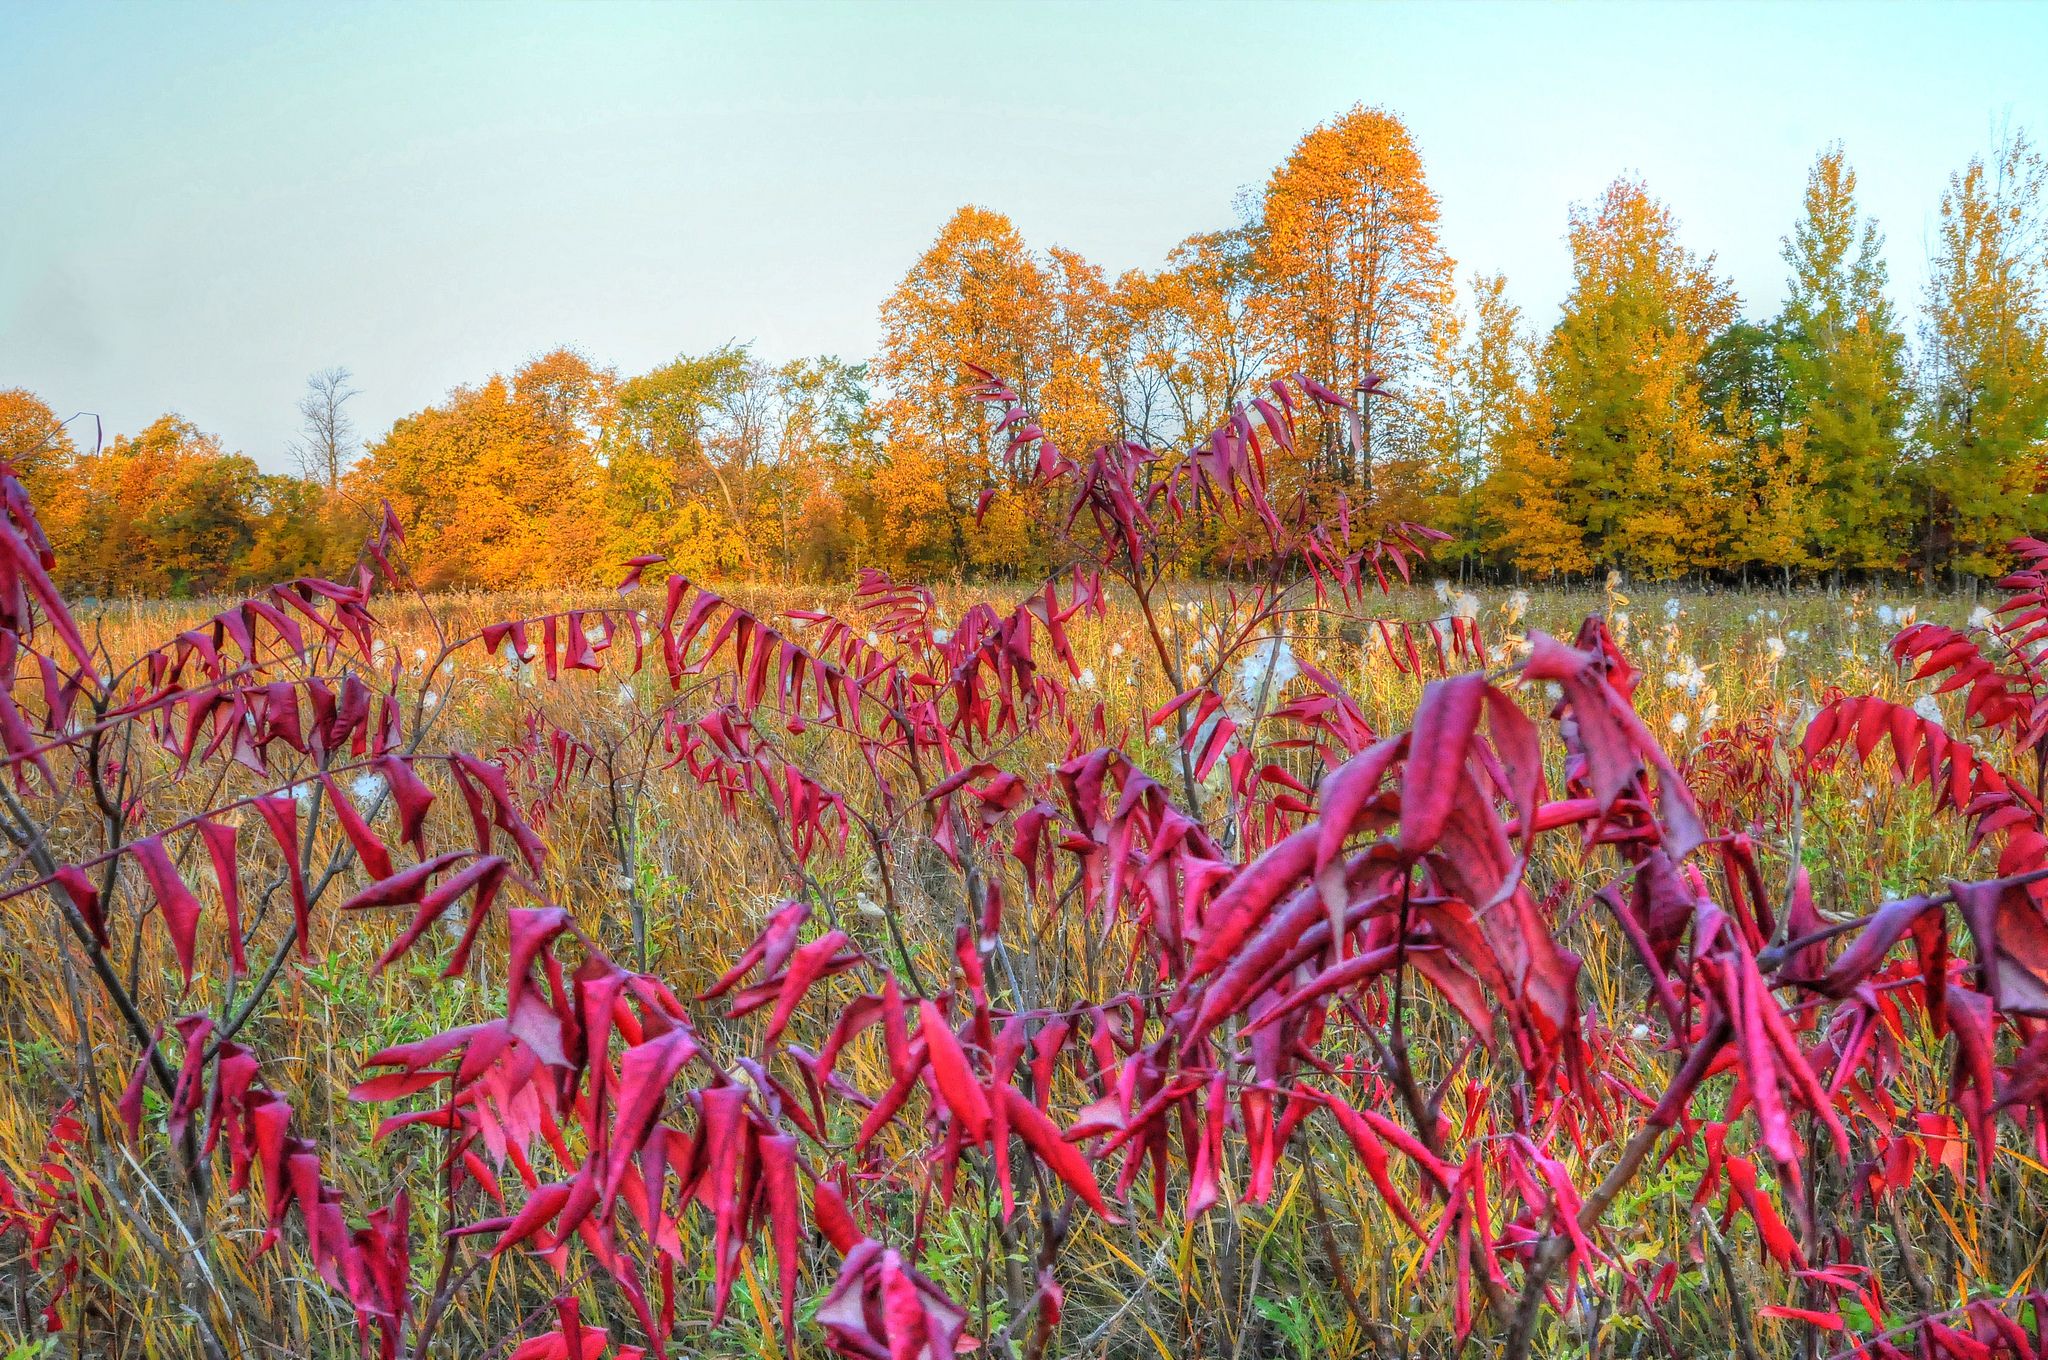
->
[1723,418,1827,585]
[1547,179,1737,579]
[1482,377,1590,579]
[1106,227,1275,449]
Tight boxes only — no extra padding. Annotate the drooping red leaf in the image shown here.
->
[252,795,312,958]
[322,771,395,880]
[758,1133,803,1358]
[995,1085,1116,1221]
[918,1001,992,1144]
[618,554,666,593]
[131,836,203,991]
[198,819,247,975]
[51,865,107,949]
[374,755,436,853]
[1399,674,1486,859]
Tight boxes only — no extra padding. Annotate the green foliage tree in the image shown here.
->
[1703,319,1792,442]
[1701,319,1828,583]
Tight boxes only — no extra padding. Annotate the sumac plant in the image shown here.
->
[1,370,2045,1360]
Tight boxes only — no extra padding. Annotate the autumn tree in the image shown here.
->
[1096,225,1286,570]
[876,206,1110,572]
[1039,246,1114,454]
[352,350,611,589]
[1486,392,1587,578]
[1766,146,1915,574]
[1461,276,1535,485]
[0,387,78,509]
[1259,105,1454,509]
[1547,178,1737,579]
[1106,226,1275,449]
[606,346,758,578]
[761,357,878,578]
[1101,267,1177,450]
[1917,128,2048,575]
[1410,273,1546,555]
[1700,319,1829,582]
[1467,281,1591,578]
[50,415,326,597]
[608,347,875,580]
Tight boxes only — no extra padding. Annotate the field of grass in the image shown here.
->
[0,576,2036,1360]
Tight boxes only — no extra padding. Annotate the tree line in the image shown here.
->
[6,104,2046,594]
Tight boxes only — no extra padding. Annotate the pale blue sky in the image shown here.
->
[3,1,2045,470]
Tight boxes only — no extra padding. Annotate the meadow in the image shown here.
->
[1,376,2045,1360]
[2,559,2035,1360]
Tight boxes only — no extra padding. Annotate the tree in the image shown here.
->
[1101,226,1286,570]
[291,367,360,489]
[1106,226,1275,450]
[49,415,325,597]
[1480,371,1591,579]
[876,206,1110,572]
[1410,272,1540,557]
[1547,178,1737,579]
[607,347,877,580]
[351,351,611,589]
[1461,275,1590,576]
[1917,128,2048,575]
[606,346,756,578]
[0,389,78,507]
[766,355,878,579]
[1776,146,1913,573]
[1702,319,1793,443]
[1700,318,1829,582]
[1259,105,1454,506]
[1039,246,1114,456]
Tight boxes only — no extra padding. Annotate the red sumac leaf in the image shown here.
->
[322,771,394,881]
[132,836,203,991]
[995,1085,1117,1222]
[198,819,246,976]
[1399,674,1487,859]
[918,1002,992,1144]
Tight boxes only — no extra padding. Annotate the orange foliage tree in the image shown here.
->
[1259,105,1455,513]
[36,409,334,597]
[875,206,1115,574]
[351,351,613,590]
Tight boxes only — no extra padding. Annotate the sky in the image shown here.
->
[3,0,2047,472]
